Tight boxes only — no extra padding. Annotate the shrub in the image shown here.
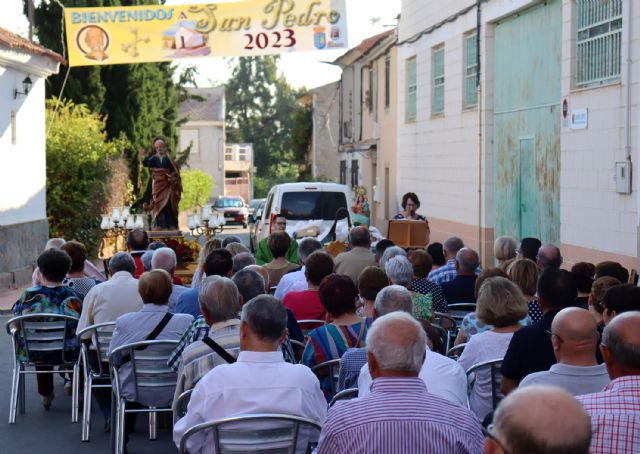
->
[46,98,125,255]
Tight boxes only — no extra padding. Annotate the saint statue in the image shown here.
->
[140,137,182,230]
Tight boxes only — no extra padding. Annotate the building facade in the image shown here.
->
[178,86,226,200]
[308,81,341,183]
[397,0,638,270]
[0,28,63,288]
[223,143,254,202]
[336,29,398,233]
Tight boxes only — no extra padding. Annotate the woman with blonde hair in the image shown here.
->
[191,238,222,288]
[458,277,528,420]
[494,236,517,270]
[507,258,542,323]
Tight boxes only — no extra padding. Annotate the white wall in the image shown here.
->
[0,68,47,226]
[180,121,225,200]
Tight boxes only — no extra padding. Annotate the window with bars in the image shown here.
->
[339,160,347,185]
[432,46,445,116]
[464,33,478,108]
[351,159,359,187]
[405,57,417,121]
[384,57,391,108]
[576,0,622,87]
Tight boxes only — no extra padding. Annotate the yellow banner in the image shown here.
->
[64,0,348,67]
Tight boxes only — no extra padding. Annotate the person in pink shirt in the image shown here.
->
[283,251,334,323]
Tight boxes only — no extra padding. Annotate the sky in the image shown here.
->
[1,0,401,90]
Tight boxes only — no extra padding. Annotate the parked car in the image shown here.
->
[250,182,352,252]
[214,196,248,228]
[248,198,266,224]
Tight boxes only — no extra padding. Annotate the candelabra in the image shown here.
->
[100,206,145,252]
[188,204,226,240]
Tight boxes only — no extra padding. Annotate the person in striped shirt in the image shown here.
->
[317,312,483,454]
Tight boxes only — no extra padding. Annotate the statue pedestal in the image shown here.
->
[149,230,183,240]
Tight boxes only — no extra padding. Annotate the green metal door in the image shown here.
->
[493,0,561,245]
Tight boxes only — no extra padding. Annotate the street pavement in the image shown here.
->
[0,226,250,453]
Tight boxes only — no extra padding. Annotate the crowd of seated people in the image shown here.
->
[9,225,640,453]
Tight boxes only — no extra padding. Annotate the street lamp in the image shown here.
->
[13,75,33,99]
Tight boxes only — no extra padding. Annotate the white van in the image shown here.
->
[250,182,352,251]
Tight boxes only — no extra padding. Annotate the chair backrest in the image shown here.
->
[426,324,448,355]
[7,314,79,364]
[109,340,179,405]
[446,342,467,360]
[432,312,457,331]
[173,389,193,423]
[77,322,116,376]
[178,413,322,454]
[447,303,476,325]
[297,320,326,337]
[311,358,341,398]
[466,358,504,410]
[289,339,306,363]
[329,388,358,407]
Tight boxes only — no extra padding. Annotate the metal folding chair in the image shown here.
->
[328,388,358,407]
[76,322,116,441]
[109,340,179,454]
[446,342,467,360]
[297,319,326,338]
[5,314,80,424]
[311,358,341,401]
[178,413,322,454]
[432,312,458,352]
[173,388,193,424]
[290,339,306,363]
[447,303,477,325]
[466,358,505,412]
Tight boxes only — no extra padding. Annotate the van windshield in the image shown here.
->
[280,191,348,220]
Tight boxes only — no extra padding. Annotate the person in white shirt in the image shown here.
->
[76,252,143,337]
[457,276,529,420]
[520,307,610,395]
[274,238,323,300]
[150,247,190,312]
[357,342,468,407]
[173,295,327,453]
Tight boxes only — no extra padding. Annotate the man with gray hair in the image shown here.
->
[334,226,376,286]
[337,285,413,390]
[174,295,327,453]
[174,276,242,401]
[221,235,243,248]
[274,237,323,300]
[537,243,563,271]
[151,247,189,311]
[232,252,256,273]
[428,236,466,284]
[577,311,640,452]
[487,385,592,454]
[318,312,483,453]
[441,248,480,304]
[77,252,143,337]
[378,245,407,271]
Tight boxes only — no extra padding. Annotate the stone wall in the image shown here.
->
[0,219,48,289]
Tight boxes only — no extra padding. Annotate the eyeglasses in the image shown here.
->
[482,424,509,454]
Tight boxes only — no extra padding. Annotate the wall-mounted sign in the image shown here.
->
[570,108,588,130]
[64,0,348,67]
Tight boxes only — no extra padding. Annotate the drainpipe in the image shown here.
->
[476,1,483,262]
[624,0,632,163]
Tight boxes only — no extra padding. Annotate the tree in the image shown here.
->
[45,98,125,254]
[27,0,180,196]
[225,56,303,176]
[291,104,313,181]
[180,170,213,213]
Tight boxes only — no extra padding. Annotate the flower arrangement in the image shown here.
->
[165,237,200,264]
